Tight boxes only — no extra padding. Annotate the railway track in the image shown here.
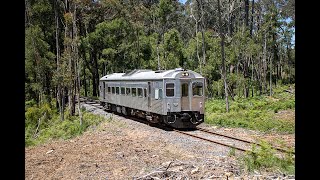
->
[78,96,294,155]
[173,128,294,154]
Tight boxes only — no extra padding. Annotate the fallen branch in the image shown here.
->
[136,170,173,180]
[208,174,223,179]
[166,161,173,171]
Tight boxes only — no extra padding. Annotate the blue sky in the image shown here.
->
[179,0,187,4]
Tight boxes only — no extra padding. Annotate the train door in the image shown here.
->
[103,82,106,99]
[148,82,151,109]
[181,80,191,111]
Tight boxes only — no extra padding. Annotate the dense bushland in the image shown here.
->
[205,84,295,133]
[25,100,108,147]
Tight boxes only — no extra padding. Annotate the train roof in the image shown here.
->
[99,68,204,81]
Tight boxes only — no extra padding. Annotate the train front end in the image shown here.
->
[163,69,205,129]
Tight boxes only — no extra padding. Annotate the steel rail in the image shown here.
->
[79,96,294,154]
[173,129,249,152]
[196,127,294,154]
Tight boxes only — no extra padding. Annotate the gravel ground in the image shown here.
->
[25,103,295,179]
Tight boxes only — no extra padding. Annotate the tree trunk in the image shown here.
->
[83,51,87,97]
[228,0,235,36]
[217,0,229,112]
[157,42,160,70]
[262,33,267,93]
[190,2,201,74]
[61,87,65,121]
[91,50,98,97]
[250,0,254,36]
[199,0,206,66]
[244,0,249,27]
[269,54,273,96]
[54,0,64,120]
[73,4,82,125]
[136,28,140,68]
[251,56,254,97]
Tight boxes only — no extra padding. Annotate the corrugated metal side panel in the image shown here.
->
[150,98,164,115]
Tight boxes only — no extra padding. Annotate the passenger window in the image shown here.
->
[166,83,174,97]
[144,88,147,98]
[103,82,105,88]
[121,87,125,95]
[192,82,203,96]
[159,89,163,99]
[108,87,111,93]
[126,88,131,95]
[138,88,143,97]
[116,87,119,94]
[132,88,137,96]
[112,87,115,94]
[181,83,188,97]
[155,89,159,99]
[155,89,163,100]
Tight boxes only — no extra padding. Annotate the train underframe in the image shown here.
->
[100,102,204,129]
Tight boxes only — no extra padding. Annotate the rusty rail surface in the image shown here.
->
[196,127,294,154]
[173,129,249,152]
[78,96,294,154]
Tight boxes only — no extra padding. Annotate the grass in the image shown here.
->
[239,140,295,175]
[25,101,110,147]
[205,84,295,134]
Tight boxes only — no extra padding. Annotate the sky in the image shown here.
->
[179,0,187,4]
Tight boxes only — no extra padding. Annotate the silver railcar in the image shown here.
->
[99,68,205,128]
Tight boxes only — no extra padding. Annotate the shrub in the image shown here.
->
[25,102,109,147]
[205,84,295,134]
[239,140,295,175]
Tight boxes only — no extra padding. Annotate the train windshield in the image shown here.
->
[166,83,175,97]
[192,82,203,96]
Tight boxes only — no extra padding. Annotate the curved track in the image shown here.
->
[78,96,294,154]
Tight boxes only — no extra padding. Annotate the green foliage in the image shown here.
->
[205,85,295,133]
[228,146,236,157]
[239,140,295,175]
[157,0,174,25]
[25,103,109,147]
[25,25,55,102]
[163,28,184,69]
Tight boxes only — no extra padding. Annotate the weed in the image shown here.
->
[205,84,295,133]
[25,103,109,147]
[228,146,236,157]
[239,140,295,175]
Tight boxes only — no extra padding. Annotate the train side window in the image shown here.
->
[166,83,174,97]
[155,89,163,100]
[112,87,115,94]
[143,88,147,98]
[126,88,131,95]
[159,89,163,99]
[138,88,143,97]
[108,87,111,93]
[132,88,137,96]
[192,82,203,96]
[121,87,125,95]
[103,82,105,89]
[116,87,119,94]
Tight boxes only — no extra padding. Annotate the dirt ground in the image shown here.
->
[25,104,295,180]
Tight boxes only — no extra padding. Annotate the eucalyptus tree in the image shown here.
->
[25,0,56,106]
